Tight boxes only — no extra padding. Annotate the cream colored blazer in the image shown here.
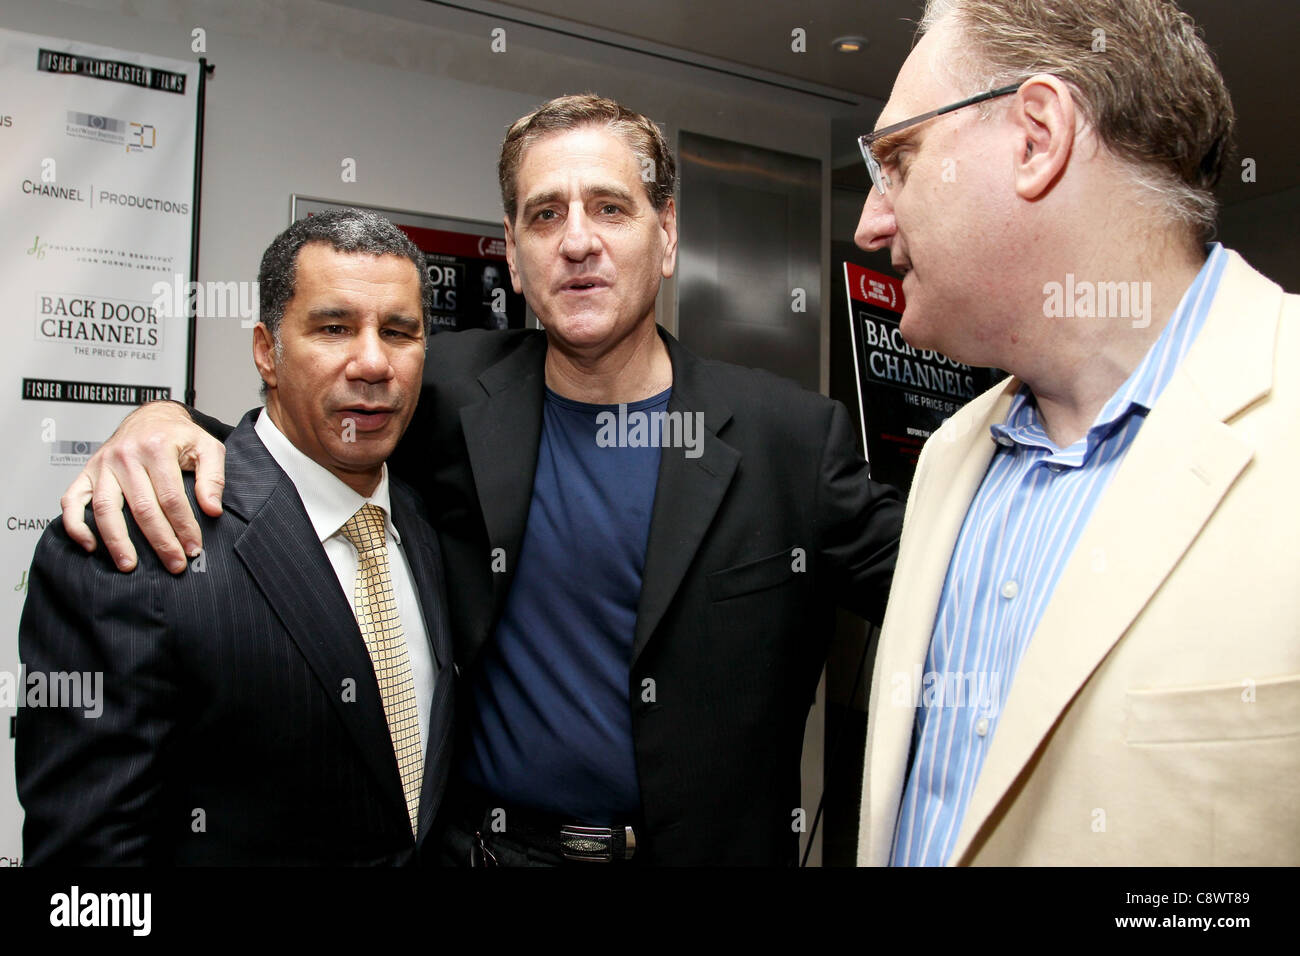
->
[858,251,1300,866]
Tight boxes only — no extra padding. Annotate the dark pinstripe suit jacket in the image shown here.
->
[16,411,456,865]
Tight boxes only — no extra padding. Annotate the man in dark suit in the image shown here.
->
[58,96,903,865]
[18,209,455,864]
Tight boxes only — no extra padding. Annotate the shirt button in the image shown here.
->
[1046,462,1064,472]
[975,717,990,737]
[1000,579,1019,599]
[995,435,1014,447]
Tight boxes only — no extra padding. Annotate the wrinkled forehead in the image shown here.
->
[518,124,640,177]
[512,125,655,218]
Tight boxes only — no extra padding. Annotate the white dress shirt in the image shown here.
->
[255,409,436,748]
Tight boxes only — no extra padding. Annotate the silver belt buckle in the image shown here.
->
[559,824,637,862]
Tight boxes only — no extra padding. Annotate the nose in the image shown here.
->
[558,203,601,261]
[854,188,896,252]
[348,325,393,383]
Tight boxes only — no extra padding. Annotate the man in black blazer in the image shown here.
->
[58,96,902,865]
[18,210,455,864]
[397,324,898,865]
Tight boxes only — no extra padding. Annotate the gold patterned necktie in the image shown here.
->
[339,503,423,838]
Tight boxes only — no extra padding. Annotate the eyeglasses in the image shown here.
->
[858,83,1023,195]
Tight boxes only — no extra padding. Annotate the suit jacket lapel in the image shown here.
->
[391,490,452,673]
[458,333,547,660]
[389,488,457,842]
[454,327,742,670]
[862,380,1014,865]
[223,415,411,827]
[631,330,740,669]
[948,251,1278,864]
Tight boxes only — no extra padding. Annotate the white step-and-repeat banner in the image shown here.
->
[0,27,199,863]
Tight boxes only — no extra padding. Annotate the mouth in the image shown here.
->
[338,406,397,432]
[561,277,608,293]
[893,261,912,278]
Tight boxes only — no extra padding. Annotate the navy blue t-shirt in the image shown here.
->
[460,386,669,822]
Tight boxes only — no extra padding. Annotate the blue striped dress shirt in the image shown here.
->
[890,244,1230,866]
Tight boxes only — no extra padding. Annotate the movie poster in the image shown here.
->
[845,262,1002,492]
[292,197,527,336]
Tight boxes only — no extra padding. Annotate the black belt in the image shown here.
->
[456,787,641,864]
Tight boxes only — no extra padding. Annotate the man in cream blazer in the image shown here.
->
[859,250,1299,865]
[854,0,1299,866]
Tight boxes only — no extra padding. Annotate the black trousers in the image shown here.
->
[439,813,565,867]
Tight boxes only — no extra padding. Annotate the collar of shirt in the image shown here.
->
[990,242,1228,468]
[253,408,400,546]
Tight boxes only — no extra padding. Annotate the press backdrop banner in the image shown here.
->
[0,27,200,861]
[846,262,1002,492]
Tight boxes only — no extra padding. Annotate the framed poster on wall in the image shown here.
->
[291,196,529,335]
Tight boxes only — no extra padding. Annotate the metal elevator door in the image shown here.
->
[676,131,822,389]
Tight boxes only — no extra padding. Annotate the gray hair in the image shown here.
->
[258,208,432,341]
[918,0,1234,239]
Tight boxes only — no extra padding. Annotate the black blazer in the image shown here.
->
[390,326,902,865]
[17,411,456,865]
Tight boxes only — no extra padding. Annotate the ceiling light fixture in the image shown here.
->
[832,36,868,53]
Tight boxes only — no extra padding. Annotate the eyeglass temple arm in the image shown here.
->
[860,82,1024,148]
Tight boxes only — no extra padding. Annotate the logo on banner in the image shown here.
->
[65,111,159,153]
[48,439,104,467]
[858,313,979,403]
[95,186,189,214]
[859,273,898,310]
[21,236,177,272]
[36,293,162,351]
[37,47,186,95]
[21,179,87,203]
[21,377,171,407]
[477,236,507,258]
[7,515,55,533]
